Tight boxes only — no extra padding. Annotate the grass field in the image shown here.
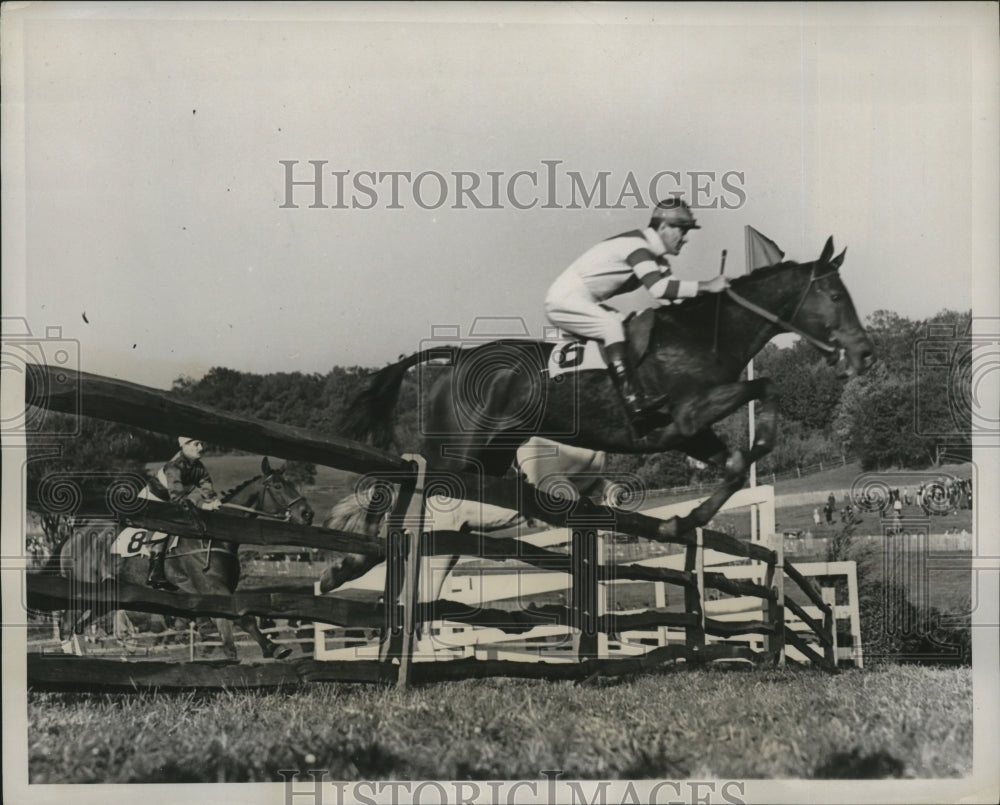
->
[24,454,976,783]
[27,665,971,782]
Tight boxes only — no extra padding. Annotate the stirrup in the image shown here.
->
[149,578,179,592]
[147,562,178,592]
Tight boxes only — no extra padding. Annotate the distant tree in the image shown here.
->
[282,461,316,486]
[606,451,691,489]
[833,365,938,470]
[832,309,972,469]
[755,339,844,430]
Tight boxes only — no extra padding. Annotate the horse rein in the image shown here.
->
[723,265,840,356]
[168,473,305,569]
[220,473,305,522]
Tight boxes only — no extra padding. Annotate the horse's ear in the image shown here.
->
[819,236,835,265]
[830,247,847,270]
[261,456,272,475]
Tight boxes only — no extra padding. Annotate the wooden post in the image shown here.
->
[846,564,863,668]
[395,456,427,689]
[378,456,425,677]
[822,586,838,669]
[596,532,609,660]
[764,534,785,666]
[571,526,599,660]
[654,581,669,647]
[683,529,705,655]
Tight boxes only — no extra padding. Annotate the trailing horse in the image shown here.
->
[318,436,632,593]
[341,238,875,533]
[57,458,314,660]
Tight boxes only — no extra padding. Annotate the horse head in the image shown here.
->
[790,237,876,375]
[225,457,314,525]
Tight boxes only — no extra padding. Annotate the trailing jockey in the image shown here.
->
[544,197,730,437]
[140,437,221,591]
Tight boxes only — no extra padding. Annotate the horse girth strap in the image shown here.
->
[723,288,838,355]
[167,540,229,570]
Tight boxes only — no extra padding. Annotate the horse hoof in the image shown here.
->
[272,646,292,660]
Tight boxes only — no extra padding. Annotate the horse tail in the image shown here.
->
[339,349,451,449]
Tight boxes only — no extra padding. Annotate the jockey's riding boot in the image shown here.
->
[604,342,664,437]
[146,544,178,592]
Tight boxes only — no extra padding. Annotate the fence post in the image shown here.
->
[571,524,599,661]
[397,456,428,689]
[378,456,425,680]
[822,586,838,669]
[764,535,785,666]
[683,528,705,656]
[654,580,669,647]
[596,532,609,660]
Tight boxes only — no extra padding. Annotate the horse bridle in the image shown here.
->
[723,264,840,356]
[168,473,306,569]
[220,472,306,522]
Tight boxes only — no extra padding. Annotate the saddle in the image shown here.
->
[547,308,657,378]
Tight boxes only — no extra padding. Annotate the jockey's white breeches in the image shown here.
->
[544,272,625,345]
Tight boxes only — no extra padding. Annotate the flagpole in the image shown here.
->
[744,226,758,543]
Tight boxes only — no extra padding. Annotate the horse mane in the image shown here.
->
[220,474,265,503]
[324,493,386,537]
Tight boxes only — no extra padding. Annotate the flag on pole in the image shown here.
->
[742,226,785,507]
[745,225,785,270]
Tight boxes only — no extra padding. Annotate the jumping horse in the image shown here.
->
[340,237,875,540]
[57,458,315,660]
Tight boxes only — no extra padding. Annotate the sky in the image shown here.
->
[3,2,998,390]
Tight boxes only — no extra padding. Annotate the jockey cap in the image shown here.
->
[178,437,197,446]
[652,198,701,230]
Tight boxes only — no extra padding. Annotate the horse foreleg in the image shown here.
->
[677,428,730,469]
[215,617,238,661]
[746,383,780,465]
[656,461,748,542]
[237,615,292,661]
[672,378,772,439]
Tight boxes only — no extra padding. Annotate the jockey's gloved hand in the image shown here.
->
[700,275,731,294]
[201,498,222,511]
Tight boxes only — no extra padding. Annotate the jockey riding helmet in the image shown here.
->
[651,198,701,230]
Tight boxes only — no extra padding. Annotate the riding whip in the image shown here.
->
[712,250,727,355]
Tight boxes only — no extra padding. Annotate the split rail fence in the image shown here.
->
[23,366,857,691]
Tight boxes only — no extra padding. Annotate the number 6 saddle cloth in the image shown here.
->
[545,308,657,380]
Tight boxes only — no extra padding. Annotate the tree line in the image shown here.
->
[27,308,972,489]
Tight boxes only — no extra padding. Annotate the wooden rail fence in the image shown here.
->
[23,366,849,690]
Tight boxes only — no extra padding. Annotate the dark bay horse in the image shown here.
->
[58,458,314,660]
[341,237,875,535]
